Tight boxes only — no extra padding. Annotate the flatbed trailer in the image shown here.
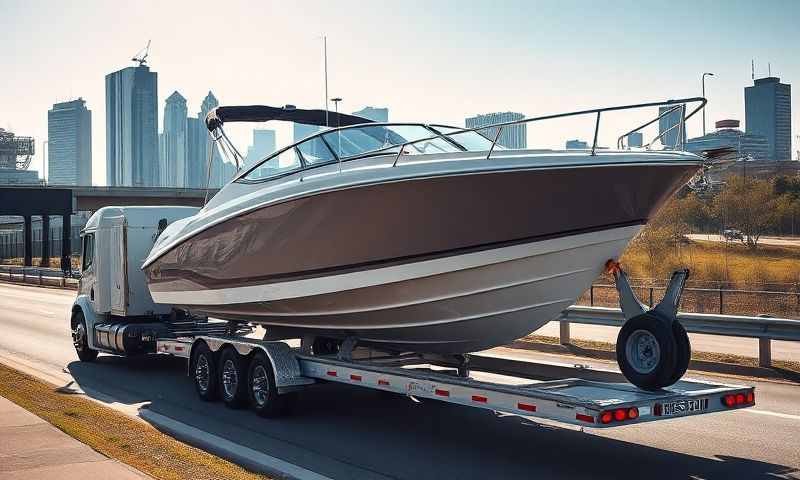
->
[155,333,755,428]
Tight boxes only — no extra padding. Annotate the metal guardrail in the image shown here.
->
[558,305,800,367]
[0,265,78,289]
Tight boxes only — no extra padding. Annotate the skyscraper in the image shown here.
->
[658,106,687,149]
[105,65,159,186]
[245,129,276,165]
[185,116,204,188]
[353,106,388,122]
[160,91,188,187]
[745,76,792,160]
[628,131,643,148]
[465,112,527,149]
[197,91,227,188]
[47,98,92,185]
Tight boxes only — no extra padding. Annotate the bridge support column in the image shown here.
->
[40,216,50,267]
[60,214,71,275]
[23,215,32,267]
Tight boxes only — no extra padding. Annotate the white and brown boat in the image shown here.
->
[142,99,705,354]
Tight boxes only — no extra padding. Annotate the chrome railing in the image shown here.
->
[389,97,706,166]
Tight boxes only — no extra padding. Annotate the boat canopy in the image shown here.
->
[205,105,373,132]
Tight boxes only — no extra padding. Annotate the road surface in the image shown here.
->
[1,282,799,479]
[688,234,800,248]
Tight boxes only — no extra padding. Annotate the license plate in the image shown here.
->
[659,398,709,416]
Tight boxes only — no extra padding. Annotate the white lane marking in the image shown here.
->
[743,409,800,421]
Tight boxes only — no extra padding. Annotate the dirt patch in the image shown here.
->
[0,362,270,480]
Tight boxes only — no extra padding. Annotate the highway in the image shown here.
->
[1,282,799,479]
[687,234,800,248]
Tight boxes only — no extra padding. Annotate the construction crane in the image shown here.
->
[132,40,151,67]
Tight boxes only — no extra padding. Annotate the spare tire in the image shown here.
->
[616,312,678,391]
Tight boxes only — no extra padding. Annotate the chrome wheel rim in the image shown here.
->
[195,354,210,393]
[222,359,238,399]
[626,329,661,374]
[251,365,269,406]
[72,322,86,351]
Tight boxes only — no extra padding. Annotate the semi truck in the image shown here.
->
[69,206,755,426]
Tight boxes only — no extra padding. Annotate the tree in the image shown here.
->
[631,197,690,277]
[712,176,779,250]
[775,194,800,236]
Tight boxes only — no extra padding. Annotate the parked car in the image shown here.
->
[723,228,744,241]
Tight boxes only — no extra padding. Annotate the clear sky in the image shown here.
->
[1,0,798,184]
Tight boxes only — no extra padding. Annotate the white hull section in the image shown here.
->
[152,225,640,353]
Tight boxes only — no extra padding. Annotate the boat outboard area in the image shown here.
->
[140,98,706,361]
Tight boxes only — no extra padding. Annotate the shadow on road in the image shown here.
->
[66,354,799,480]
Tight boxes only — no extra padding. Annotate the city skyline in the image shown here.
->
[2,0,799,185]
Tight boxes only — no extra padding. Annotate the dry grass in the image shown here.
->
[0,362,270,480]
[620,240,800,289]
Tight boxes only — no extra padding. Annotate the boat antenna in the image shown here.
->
[751,59,754,80]
[323,35,329,127]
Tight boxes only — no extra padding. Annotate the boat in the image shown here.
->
[142,99,706,354]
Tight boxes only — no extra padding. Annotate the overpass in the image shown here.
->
[0,185,218,269]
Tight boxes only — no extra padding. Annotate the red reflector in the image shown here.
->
[378,379,389,386]
[576,413,594,423]
[735,393,745,405]
[614,409,627,421]
[435,389,449,397]
[517,403,536,412]
[326,370,337,377]
[350,374,362,381]
[627,408,639,419]
[746,391,754,403]
[175,346,184,351]
[723,395,735,407]
[600,411,613,424]
[472,395,488,403]
[653,404,662,416]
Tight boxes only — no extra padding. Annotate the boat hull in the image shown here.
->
[145,159,697,353]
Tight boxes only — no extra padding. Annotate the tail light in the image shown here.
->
[599,407,639,424]
[722,390,755,408]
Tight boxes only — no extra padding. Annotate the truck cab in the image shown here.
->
[72,206,199,359]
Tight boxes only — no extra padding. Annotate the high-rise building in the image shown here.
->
[353,106,388,122]
[47,98,92,185]
[565,139,588,149]
[185,117,204,188]
[245,129,276,165]
[686,119,769,161]
[196,91,230,188]
[465,112,527,149]
[160,91,188,187]
[658,106,687,149]
[105,65,159,186]
[294,123,321,144]
[628,131,643,148]
[745,76,792,160]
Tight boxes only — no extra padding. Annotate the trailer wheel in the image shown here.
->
[616,312,677,391]
[311,337,340,356]
[71,311,98,362]
[191,342,218,401]
[667,321,691,386]
[247,351,290,418]
[219,347,249,409]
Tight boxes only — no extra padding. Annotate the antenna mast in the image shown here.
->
[751,59,754,80]
[323,36,329,127]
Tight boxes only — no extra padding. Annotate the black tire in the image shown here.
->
[247,351,291,418]
[71,311,98,362]
[667,321,691,386]
[190,341,218,401]
[616,312,678,391]
[218,347,250,409]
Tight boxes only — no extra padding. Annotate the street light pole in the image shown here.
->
[701,72,714,136]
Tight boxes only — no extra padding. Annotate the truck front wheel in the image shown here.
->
[71,311,98,362]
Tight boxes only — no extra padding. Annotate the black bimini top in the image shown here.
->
[205,105,373,131]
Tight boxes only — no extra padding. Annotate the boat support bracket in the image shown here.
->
[605,259,689,325]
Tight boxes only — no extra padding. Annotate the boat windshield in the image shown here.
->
[239,123,500,182]
[322,124,459,159]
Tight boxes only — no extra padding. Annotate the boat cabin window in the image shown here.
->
[297,137,336,166]
[243,147,301,181]
[81,233,94,271]
[430,126,501,151]
[322,125,459,159]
